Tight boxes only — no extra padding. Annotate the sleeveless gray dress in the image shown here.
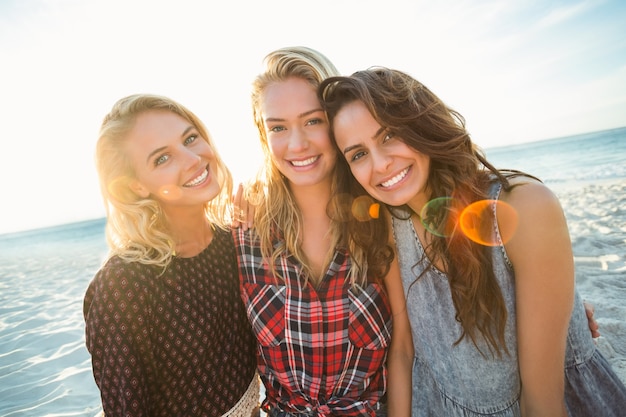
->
[392,180,626,416]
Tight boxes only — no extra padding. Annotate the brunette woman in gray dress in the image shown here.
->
[320,67,626,417]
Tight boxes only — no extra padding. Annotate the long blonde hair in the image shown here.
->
[96,94,233,268]
[249,46,393,287]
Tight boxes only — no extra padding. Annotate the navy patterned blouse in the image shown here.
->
[84,228,257,417]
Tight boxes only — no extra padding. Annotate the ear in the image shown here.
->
[129,179,150,198]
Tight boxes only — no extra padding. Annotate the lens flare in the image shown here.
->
[108,176,136,202]
[420,197,452,237]
[459,200,518,246]
[351,195,379,221]
[158,185,182,200]
[369,203,380,219]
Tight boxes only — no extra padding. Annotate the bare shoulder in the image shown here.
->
[498,175,571,266]
[499,176,563,215]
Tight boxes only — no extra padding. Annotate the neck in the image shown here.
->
[290,180,332,219]
[406,190,432,216]
[163,205,214,258]
[289,181,334,283]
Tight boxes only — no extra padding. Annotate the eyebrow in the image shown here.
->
[146,125,195,164]
[265,108,324,123]
[342,126,385,155]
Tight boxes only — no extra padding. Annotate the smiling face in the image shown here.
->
[125,110,221,208]
[260,77,337,189]
[332,100,431,211]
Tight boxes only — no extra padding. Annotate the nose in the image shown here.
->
[181,146,202,170]
[371,149,393,173]
[287,127,309,152]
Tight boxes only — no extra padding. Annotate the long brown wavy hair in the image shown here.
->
[248,47,393,287]
[320,67,530,356]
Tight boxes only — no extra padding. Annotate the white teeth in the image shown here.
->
[380,168,409,188]
[291,156,319,167]
[184,169,208,187]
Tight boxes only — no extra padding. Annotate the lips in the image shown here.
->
[379,167,409,188]
[183,167,209,187]
[290,155,319,167]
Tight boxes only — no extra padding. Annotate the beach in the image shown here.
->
[557,180,626,379]
[0,127,625,416]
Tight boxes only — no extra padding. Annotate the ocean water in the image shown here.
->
[1,127,625,416]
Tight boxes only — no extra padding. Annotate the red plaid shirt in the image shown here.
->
[233,227,392,416]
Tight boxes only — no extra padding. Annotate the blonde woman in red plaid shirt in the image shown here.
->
[233,47,413,417]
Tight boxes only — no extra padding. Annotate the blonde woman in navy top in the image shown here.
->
[84,94,259,417]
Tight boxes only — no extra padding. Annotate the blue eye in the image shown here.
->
[382,132,394,143]
[154,154,169,166]
[269,125,286,133]
[184,134,197,145]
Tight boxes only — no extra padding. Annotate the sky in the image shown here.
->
[1,0,625,235]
